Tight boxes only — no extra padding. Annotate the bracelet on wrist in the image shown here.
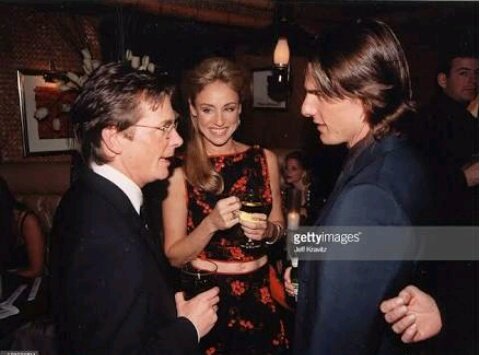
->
[265,222,283,245]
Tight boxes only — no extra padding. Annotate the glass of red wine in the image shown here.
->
[180,260,218,300]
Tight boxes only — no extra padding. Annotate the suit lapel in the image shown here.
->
[316,135,405,224]
[315,145,373,223]
[138,219,169,272]
[82,170,167,269]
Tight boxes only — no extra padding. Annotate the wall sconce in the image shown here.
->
[273,36,290,86]
[269,36,291,102]
[269,0,292,102]
[273,37,290,68]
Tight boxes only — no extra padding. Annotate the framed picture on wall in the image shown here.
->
[252,69,287,110]
[17,69,77,156]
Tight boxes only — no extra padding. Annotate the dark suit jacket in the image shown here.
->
[50,170,198,355]
[420,93,478,225]
[294,135,430,355]
[416,94,479,353]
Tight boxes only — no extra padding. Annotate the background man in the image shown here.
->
[51,63,219,354]
[417,44,479,354]
[422,45,478,224]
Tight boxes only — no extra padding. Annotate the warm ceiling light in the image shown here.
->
[273,37,290,68]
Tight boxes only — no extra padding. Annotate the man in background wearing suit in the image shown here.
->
[51,62,219,355]
[416,44,479,355]
[423,45,478,225]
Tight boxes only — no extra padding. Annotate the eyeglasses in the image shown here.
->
[132,119,179,135]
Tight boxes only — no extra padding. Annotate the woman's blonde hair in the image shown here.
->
[183,57,249,194]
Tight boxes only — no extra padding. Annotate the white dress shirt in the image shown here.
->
[90,162,143,215]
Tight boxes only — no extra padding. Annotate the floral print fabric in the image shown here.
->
[201,264,289,354]
[186,146,289,354]
[187,146,272,261]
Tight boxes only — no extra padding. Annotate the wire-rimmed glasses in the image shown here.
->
[132,118,179,135]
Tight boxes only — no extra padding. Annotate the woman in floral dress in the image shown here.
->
[162,57,289,354]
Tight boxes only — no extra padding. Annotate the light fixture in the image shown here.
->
[268,1,292,102]
[273,37,290,68]
[270,36,290,96]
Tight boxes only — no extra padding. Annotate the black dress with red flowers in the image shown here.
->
[186,146,290,354]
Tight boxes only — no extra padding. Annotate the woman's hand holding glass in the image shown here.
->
[206,196,241,232]
[238,213,268,241]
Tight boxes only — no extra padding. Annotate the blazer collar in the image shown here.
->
[80,170,166,268]
[317,134,407,223]
[82,169,139,219]
[90,162,143,214]
[342,134,406,185]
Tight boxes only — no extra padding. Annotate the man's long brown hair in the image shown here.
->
[308,19,415,139]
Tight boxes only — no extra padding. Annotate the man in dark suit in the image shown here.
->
[287,20,432,354]
[413,45,479,354]
[423,46,478,225]
[51,63,219,355]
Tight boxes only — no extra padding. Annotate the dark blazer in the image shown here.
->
[50,170,198,355]
[294,135,430,355]
[420,93,478,225]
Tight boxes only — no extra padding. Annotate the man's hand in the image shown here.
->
[380,285,442,343]
[467,95,478,118]
[463,161,479,187]
[283,267,295,297]
[176,287,220,339]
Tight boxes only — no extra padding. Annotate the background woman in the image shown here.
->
[0,177,45,278]
[162,57,289,354]
[283,151,310,221]
[282,150,327,225]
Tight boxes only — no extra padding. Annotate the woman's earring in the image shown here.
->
[237,119,241,127]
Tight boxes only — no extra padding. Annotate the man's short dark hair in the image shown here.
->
[71,62,175,164]
[438,42,478,76]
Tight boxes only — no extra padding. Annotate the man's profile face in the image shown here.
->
[439,57,478,104]
[120,97,183,187]
[301,65,369,148]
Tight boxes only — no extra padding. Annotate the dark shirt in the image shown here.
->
[420,92,478,225]
[416,93,479,353]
